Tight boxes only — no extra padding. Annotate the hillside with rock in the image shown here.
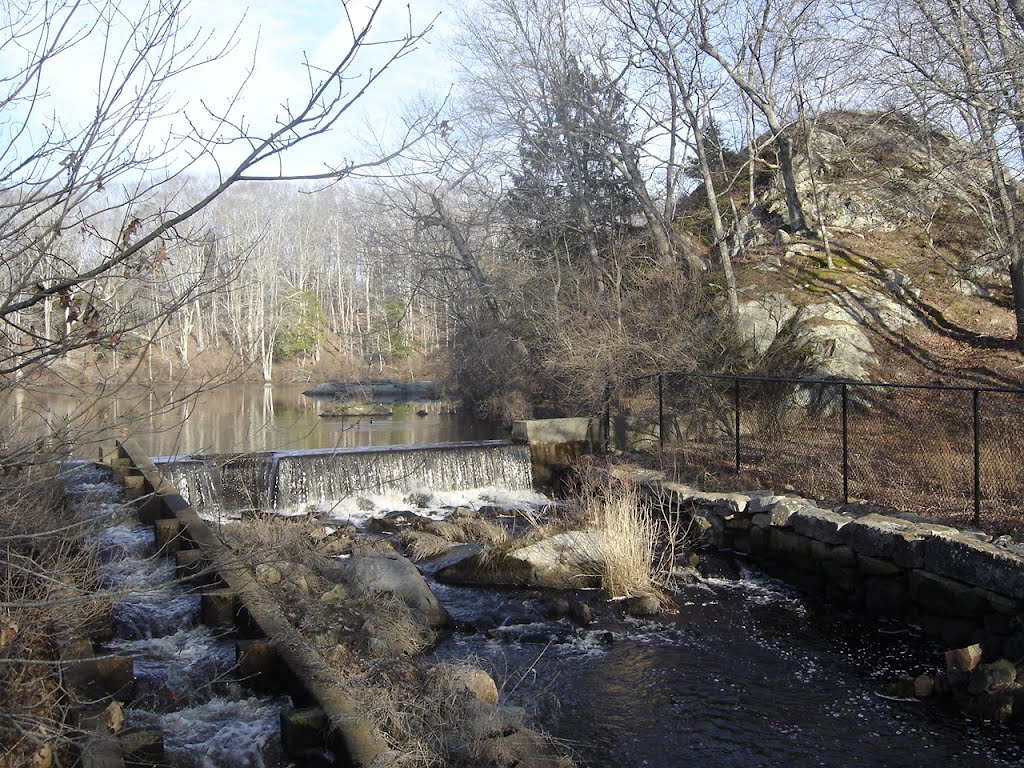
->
[723,111,1018,387]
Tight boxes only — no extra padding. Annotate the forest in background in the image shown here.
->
[2,0,1023,429]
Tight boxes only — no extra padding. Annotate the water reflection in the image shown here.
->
[1,383,505,457]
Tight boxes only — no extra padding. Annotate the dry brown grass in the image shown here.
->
[334,659,574,768]
[0,466,111,768]
[424,517,511,547]
[638,377,1024,537]
[222,514,324,564]
[359,593,436,658]
[400,531,454,562]
[565,463,682,601]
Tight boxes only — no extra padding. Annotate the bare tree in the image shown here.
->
[0,0,437,396]
[862,0,1024,347]
[689,0,819,234]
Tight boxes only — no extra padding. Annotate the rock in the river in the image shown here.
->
[366,511,427,534]
[331,554,449,628]
[913,674,934,698]
[964,691,1015,723]
[881,677,917,700]
[968,659,1018,695]
[445,665,499,705]
[945,644,983,673]
[571,600,594,627]
[623,593,663,617]
[435,530,605,590]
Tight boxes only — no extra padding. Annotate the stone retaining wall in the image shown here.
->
[619,467,1024,658]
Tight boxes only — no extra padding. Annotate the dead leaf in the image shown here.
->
[0,617,18,650]
[31,743,52,768]
[104,701,124,734]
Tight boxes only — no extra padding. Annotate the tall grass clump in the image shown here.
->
[572,476,658,599]
[592,482,658,599]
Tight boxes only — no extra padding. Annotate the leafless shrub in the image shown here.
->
[0,467,111,767]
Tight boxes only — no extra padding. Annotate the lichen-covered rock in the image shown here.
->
[737,292,798,355]
[255,563,282,586]
[841,514,930,568]
[789,506,849,544]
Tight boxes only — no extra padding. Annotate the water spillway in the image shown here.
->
[158,440,536,519]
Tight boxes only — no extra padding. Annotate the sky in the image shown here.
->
[6,0,462,182]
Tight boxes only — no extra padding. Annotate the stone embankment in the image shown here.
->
[614,466,1024,659]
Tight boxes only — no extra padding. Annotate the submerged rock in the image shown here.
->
[964,691,1015,723]
[623,593,663,618]
[913,674,934,698]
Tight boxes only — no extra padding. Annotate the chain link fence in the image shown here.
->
[608,372,1024,536]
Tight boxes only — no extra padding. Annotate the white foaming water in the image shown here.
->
[93,523,154,563]
[99,551,174,589]
[296,486,552,527]
[114,587,200,640]
[130,695,291,768]
[106,626,237,709]
[160,442,540,522]
[694,564,808,617]
[271,442,534,511]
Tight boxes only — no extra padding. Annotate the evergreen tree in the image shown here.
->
[506,57,641,292]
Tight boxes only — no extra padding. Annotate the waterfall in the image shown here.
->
[271,440,534,511]
[160,453,275,519]
[161,460,230,518]
[156,440,535,519]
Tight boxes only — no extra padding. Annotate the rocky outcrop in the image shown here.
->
[435,530,605,590]
[736,292,798,356]
[772,111,994,234]
[790,302,877,380]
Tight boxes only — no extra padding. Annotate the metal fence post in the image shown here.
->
[603,385,611,454]
[733,376,741,473]
[973,389,981,529]
[658,373,665,450]
[842,383,849,504]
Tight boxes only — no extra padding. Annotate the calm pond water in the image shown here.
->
[3,383,504,457]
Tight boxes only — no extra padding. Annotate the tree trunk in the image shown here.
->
[776,132,807,233]
[686,97,738,319]
[1011,257,1024,351]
